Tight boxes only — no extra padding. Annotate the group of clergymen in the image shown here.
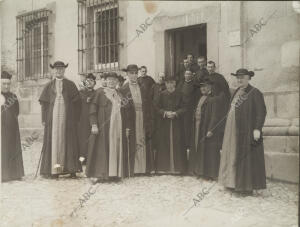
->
[1,54,267,194]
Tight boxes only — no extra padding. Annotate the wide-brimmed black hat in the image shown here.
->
[164,75,176,82]
[1,71,12,79]
[50,61,69,69]
[86,73,96,81]
[101,72,124,82]
[199,77,214,86]
[122,64,139,73]
[231,68,254,77]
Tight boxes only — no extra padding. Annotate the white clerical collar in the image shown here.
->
[55,77,64,81]
[129,80,138,85]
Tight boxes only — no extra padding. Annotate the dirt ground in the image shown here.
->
[0,141,298,227]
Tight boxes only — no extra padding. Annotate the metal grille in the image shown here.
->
[16,9,51,81]
[78,0,120,75]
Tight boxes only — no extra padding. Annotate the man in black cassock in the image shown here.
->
[1,71,24,182]
[206,61,231,135]
[207,61,230,103]
[138,66,156,95]
[151,72,166,156]
[219,69,267,194]
[39,61,81,179]
[187,53,199,73]
[180,70,198,153]
[189,77,226,180]
[119,64,154,176]
[176,59,189,88]
[195,56,208,83]
[86,72,124,183]
[78,73,96,165]
[155,76,186,174]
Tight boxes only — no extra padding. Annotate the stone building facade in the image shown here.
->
[1,0,299,183]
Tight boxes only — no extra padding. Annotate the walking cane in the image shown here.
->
[126,128,130,178]
[35,147,44,179]
[34,128,44,179]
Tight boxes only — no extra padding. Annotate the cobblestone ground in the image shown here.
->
[0,141,298,227]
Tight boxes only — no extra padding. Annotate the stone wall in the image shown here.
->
[1,0,80,137]
[1,0,299,183]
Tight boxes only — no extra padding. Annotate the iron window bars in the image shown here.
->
[16,9,52,81]
[78,0,120,75]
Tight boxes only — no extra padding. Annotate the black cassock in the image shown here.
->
[138,75,155,94]
[119,81,154,176]
[151,82,166,150]
[1,92,24,182]
[155,89,187,173]
[78,89,95,161]
[219,85,267,191]
[180,80,198,150]
[39,79,82,175]
[189,90,226,179]
[195,68,208,84]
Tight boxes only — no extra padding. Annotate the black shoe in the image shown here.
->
[51,174,59,179]
[238,190,253,196]
[70,173,77,179]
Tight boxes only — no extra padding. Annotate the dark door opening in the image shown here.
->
[165,24,207,77]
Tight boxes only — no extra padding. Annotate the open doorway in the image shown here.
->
[165,23,207,77]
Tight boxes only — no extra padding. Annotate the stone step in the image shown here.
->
[265,151,299,183]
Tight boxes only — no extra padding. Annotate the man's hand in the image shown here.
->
[253,129,261,141]
[91,124,99,134]
[165,111,172,119]
[206,131,213,138]
[42,122,45,126]
[166,112,176,119]
[170,112,177,119]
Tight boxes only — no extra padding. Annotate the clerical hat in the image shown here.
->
[164,75,176,82]
[86,73,96,81]
[50,61,69,69]
[102,72,124,82]
[122,64,139,73]
[199,77,214,86]
[231,68,254,77]
[1,71,12,79]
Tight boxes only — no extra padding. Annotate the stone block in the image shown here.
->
[286,136,299,153]
[265,152,299,183]
[264,95,275,118]
[19,100,31,115]
[31,100,41,114]
[18,87,32,99]
[263,136,287,153]
[288,126,299,136]
[18,114,43,128]
[281,40,300,67]
[291,118,299,126]
[263,126,289,136]
[19,128,44,143]
[277,93,299,119]
[264,118,291,127]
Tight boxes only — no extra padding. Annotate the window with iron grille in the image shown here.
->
[16,9,51,81]
[78,0,121,75]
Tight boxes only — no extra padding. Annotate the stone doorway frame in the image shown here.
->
[152,2,221,77]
